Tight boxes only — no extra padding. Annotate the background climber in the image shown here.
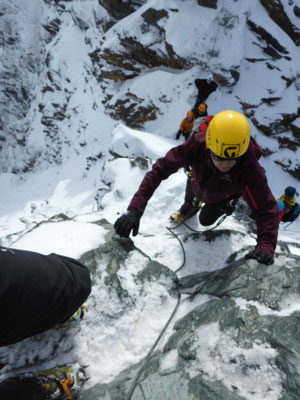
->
[277,186,300,223]
[176,110,195,140]
[194,73,218,108]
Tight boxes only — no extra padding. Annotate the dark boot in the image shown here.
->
[179,177,198,218]
[199,197,239,226]
[199,203,225,226]
[171,177,199,223]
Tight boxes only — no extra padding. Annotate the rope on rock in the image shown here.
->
[124,290,181,400]
[167,208,227,273]
[124,211,227,400]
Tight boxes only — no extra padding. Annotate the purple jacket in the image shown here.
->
[128,132,279,255]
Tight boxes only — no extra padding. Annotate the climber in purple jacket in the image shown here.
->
[114,110,279,265]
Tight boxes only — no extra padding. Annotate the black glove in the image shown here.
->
[175,130,182,140]
[183,131,190,140]
[245,248,274,265]
[114,209,141,238]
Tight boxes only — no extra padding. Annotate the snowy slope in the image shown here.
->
[0,1,300,399]
[1,125,300,397]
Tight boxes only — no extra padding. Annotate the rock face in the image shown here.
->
[1,215,300,399]
[247,19,290,60]
[178,255,300,310]
[1,1,299,181]
[90,6,193,129]
[99,0,147,21]
[89,0,299,178]
[197,0,218,9]
[0,0,45,172]
[80,224,300,400]
[80,218,178,297]
[260,0,300,46]
[0,217,179,396]
[0,0,114,173]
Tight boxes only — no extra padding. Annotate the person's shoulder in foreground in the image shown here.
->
[0,246,91,347]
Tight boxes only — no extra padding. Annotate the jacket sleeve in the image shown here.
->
[128,138,196,213]
[194,79,204,91]
[242,162,279,255]
[179,118,185,131]
[0,247,91,346]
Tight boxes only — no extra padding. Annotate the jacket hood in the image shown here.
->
[242,137,263,166]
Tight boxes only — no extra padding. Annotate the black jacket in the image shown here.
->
[0,247,91,346]
[194,79,218,102]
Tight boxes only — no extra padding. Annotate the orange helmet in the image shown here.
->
[187,111,194,118]
[198,103,207,113]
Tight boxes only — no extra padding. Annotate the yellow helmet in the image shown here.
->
[206,110,250,158]
[186,110,194,118]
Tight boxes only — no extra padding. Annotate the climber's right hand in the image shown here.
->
[114,209,142,238]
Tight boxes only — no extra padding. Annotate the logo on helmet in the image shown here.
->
[221,144,240,158]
